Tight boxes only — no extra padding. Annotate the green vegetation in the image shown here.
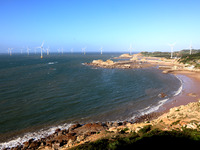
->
[178,52,200,68]
[70,126,200,149]
[141,51,171,58]
[141,49,200,59]
[141,50,200,69]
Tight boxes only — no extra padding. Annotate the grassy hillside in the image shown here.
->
[178,52,200,68]
[141,49,200,58]
[70,126,200,149]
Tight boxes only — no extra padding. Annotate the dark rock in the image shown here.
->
[55,128,61,133]
[118,122,123,126]
[112,122,119,127]
[22,141,30,149]
[158,92,167,98]
[11,145,22,150]
[68,124,82,132]
[46,140,53,147]
[28,141,41,149]
[123,121,127,125]
[61,129,69,135]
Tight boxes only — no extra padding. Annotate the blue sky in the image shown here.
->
[0,0,200,53]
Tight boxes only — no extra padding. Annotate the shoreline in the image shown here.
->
[160,70,200,112]
[2,55,200,149]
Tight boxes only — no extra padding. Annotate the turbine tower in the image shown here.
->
[8,48,13,56]
[37,42,44,59]
[46,47,50,55]
[82,47,86,55]
[27,47,30,56]
[168,43,176,59]
[57,48,60,54]
[100,47,103,55]
[189,42,192,55]
[129,44,133,55]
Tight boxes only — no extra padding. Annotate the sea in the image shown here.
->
[0,53,182,149]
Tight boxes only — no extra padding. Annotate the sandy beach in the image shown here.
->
[161,71,200,111]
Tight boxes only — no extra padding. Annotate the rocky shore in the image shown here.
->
[85,59,154,69]
[4,101,200,150]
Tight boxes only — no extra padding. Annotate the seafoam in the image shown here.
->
[0,123,72,149]
[130,74,183,121]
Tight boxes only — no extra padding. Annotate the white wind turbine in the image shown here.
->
[27,47,30,56]
[168,42,176,59]
[82,47,86,55]
[129,44,133,55]
[100,47,103,55]
[8,48,13,56]
[46,47,50,55]
[189,42,193,55]
[37,42,44,59]
[57,48,60,54]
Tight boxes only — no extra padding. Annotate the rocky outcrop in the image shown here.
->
[118,53,133,58]
[85,59,154,69]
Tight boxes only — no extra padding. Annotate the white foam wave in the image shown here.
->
[0,123,72,149]
[130,98,169,121]
[173,75,183,96]
[48,61,58,65]
[130,74,183,121]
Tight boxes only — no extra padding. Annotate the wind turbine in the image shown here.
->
[129,44,133,55]
[100,47,103,55]
[46,47,50,55]
[168,42,176,59]
[37,42,44,59]
[57,48,60,54]
[27,47,30,56]
[8,48,13,56]
[82,47,86,55]
[189,42,193,55]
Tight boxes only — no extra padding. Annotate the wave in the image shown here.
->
[129,98,169,121]
[0,123,72,149]
[129,74,183,121]
[173,75,183,96]
[48,61,58,65]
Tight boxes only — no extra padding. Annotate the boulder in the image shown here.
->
[118,53,132,58]
[92,59,103,64]
[74,123,106,135]
[28,141,41,149]
[68,123,82,132]
[105,59,114,65]
[158,93,167,98]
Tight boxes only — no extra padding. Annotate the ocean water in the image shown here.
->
[0,53,181,148]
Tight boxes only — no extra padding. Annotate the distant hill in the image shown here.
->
[140,50,200,68]
[141,49,200,59]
